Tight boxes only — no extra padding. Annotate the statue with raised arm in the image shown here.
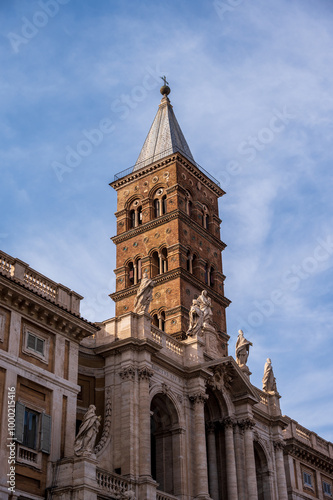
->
[262,358,277,393]
[134,271,155,314]
[187,298,204,337]
[235,329,253,367]
[197,290,213,327]
[74,405,101,457]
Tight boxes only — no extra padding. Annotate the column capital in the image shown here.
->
[189,392,208,405]
[273,439,286,451]
[206,421,217,433]
[138,366,154,381]
[118,365,136,380]
[237,417,255,430]
[221,416,236,429]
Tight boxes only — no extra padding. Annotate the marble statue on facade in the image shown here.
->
[235,329,253,367]
[134,271,155,314]
[187,299,204,337]
[74,404,101,457]
[262,358,277,393]
[197,290,213,327]
[187,290,214,336]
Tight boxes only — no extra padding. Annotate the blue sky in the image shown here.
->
[1,0,333,441]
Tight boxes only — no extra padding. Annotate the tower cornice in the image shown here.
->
[111,152,225,197]
[111,208,227,251]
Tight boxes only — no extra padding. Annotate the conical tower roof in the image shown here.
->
[133,91,194,171]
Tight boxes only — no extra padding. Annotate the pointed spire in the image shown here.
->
[133,82,194,171]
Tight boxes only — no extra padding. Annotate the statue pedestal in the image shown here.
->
[184,336,205,366]
[238,364,252,379]
[50,456,98,500]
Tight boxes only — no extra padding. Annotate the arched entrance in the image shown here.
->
[254,441,272,500]
[150,393,182,496]
[204,389,228,500]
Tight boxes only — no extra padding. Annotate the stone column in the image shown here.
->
[206,422,219,500]
[119,365,137,477]
[138,366,154,476]
[189,392,211,499]
[138,366,156,500]
[159,254,163,274]
[243,419,258,500]
[134,210,139,227]
[274,441,288,500]
[234,422,246,500]
[223,417,238,500]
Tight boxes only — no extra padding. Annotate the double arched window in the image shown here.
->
[186,250,197,276]
[153,188,167,219]
[152,310,166,332]
[202,205,210,231]
[185,191,192,216]
[129,200,142,229]
[126,258,142,286]
[151,248,168,277]
[204,263,215,287]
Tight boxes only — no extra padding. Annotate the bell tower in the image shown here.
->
[110,83,230,353]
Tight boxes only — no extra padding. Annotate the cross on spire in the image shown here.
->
[161,75,169,86]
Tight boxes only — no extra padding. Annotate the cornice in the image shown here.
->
[110,267,231,308]
[0,274,98,341]
[111,209,226,251]
[110,153,225,197]
[285,439,333,473]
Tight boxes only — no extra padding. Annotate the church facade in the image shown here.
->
[0,85,332,500]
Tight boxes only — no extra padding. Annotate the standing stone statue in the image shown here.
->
[187,299,204,337]
[134,271,155,313]
[197,290,213,327]
[235,329,253,367]
[262,358,277,393]
[74,405,101,457]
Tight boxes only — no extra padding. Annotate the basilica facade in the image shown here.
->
[0,86,332,500]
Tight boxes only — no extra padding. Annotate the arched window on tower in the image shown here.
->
[153,188,166,219]
[186,250,191,272]
[204,263,209,285]
[192,254,197,277]
[152,311,166,332]
[130,210,136,229]
[129,200,142,229]
[127,261,134,286]
[154,199,160,218]
[136,258,142,282]
[210,267,215,287]
[151,252,159,277]
[185,191,192,216]
[161,248,168,273]
[162,195,167,215]
[138,206,143,225]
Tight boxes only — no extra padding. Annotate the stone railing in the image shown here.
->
[96,468,133,495]
[156,491,179,500]
[284,418,333,457]
[254,388,269,406]
[150,325,184,359]
[0,250,82,314]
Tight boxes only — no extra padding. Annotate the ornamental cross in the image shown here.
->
[161,75,169,86]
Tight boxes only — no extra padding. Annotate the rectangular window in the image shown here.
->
[15,402,52,454]
[23,409,39,450]
[303,472,313,487]
[27,332,45,356]
[323,481,332,496]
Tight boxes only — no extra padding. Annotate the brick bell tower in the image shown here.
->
[110,81,230,353]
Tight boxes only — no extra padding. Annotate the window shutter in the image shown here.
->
[27,332,35,350]
[40,413,52,454]
[15,402,25,443]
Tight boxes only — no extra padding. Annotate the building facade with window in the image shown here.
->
[1,86,332,500]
